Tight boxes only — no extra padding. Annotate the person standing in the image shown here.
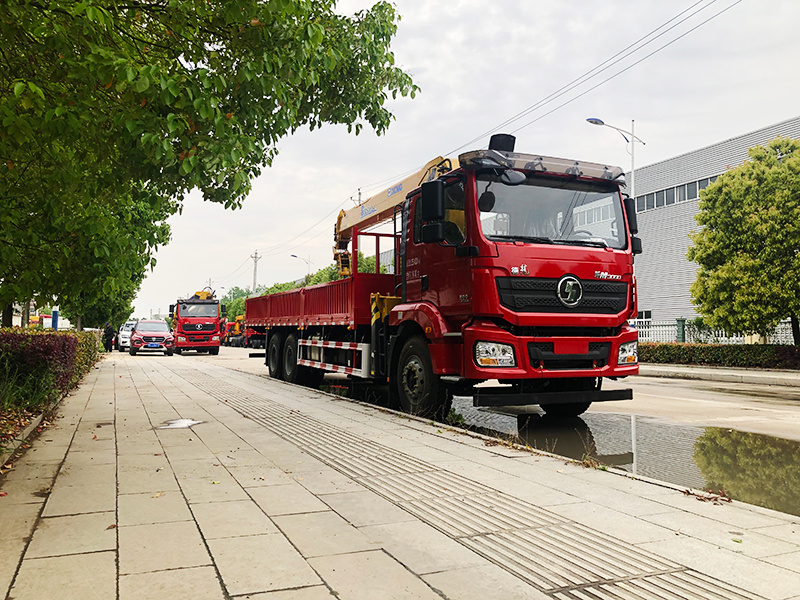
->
[103,322,115,352]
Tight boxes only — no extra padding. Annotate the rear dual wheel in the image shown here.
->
[268,333,283,379]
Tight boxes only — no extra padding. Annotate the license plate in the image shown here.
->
[147,343,160,348]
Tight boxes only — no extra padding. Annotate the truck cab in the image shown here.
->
[169,290,226,355]
[388,135,640,416]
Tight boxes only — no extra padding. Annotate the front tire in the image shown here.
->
[395,336,450,419]
[166,349,174,356]
[268,333,284,379]
[129,348,137,356]
[209,347,219,356]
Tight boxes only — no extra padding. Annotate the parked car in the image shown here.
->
[116,320,138,352]
[129,320,174,356]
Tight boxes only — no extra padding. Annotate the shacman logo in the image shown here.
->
[594,271,622,280]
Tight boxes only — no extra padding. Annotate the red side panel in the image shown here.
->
[245,273,395,328]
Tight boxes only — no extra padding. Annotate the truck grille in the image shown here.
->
[497,277,628,314]
[183,323,216,332]
[528,342,610,370]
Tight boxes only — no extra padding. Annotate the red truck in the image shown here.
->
[246,134,641,418]
[169,289,226,355]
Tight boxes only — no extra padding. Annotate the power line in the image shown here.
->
[447,0,722,155]
[509,0,743,135]
[253,0,743,256]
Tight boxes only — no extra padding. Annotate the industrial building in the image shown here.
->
[632,115,800,323]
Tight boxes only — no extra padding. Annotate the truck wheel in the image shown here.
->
[268,333,284,379]
[283,333,300,383]
[395,336,449,419]
[209,347,219,356]
[540,402,591,418]
[175,348,182,355]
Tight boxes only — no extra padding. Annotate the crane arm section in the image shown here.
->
[333,157,452,276]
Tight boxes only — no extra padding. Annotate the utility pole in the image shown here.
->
[251,249,261,295]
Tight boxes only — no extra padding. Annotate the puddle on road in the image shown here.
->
[452,398,800,518]
[156,419,205,429]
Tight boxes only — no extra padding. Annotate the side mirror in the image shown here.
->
[421,222,445,244]
[420,180,445,221]
[623,196,638,234]
[220,305,227,318]
[631,236,643,255]
[168,304,175,318]
[499,169,526,185]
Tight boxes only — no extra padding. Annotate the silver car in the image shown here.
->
[117,320,137,352]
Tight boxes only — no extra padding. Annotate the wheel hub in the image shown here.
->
[402,357,425,401]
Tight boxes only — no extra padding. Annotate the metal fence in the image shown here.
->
[631,319,795,345]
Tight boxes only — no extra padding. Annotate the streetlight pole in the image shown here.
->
[586,118,646,198]
[290,254,313,279]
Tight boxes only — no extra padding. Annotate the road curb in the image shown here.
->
[637,364,800,388]
[0,412,45,462]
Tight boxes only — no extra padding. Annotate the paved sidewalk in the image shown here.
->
[2,355,799,599]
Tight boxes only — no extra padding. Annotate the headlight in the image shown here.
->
[474,341,516,367]
[212,335,219,341]
[618,341,638,365]
[178,336,186,342]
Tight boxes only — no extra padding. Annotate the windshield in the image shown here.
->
[477,174,626,249]
[137,321,169,332]
[179,303,218,318]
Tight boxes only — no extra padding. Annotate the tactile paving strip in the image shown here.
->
[167,365,765,600]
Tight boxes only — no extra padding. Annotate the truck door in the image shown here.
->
[405,179,472,319]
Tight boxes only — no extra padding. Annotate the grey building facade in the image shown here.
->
[632,115,800,322]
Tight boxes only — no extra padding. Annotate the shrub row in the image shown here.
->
[640,342,800,370]
[0,329,101,412]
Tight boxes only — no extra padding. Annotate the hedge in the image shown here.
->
[640,342,800,370]
[0,329,101,412]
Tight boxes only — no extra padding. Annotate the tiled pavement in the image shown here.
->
[2,353,799,599]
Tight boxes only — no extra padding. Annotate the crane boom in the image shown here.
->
[333,157,452,276]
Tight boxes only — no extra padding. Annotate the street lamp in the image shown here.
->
[586,118,646,198]
[290,254,313,278]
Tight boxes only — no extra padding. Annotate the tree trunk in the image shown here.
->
[792,314,800,346]
[1,304,12,327]
[76,315,83,331]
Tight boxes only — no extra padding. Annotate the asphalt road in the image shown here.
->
[181,346,800,442]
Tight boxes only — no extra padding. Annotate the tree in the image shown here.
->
[1,0,417,317]
[688,138,800,345]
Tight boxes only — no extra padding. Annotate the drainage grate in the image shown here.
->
[167,364,766,600]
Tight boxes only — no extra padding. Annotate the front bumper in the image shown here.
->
[460,320,639,381]
[176,334,220,349]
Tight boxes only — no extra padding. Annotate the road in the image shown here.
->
[600,376,800,442]
[185,346,800,442]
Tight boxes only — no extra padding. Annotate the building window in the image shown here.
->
[666,187,675,205]
[636,310,651,320]
[687,181,698,199]
[655,190,665,207]
[698,178,710,190]
[636,196,645,212]
[646,194,655,210]
[677,184,686,202]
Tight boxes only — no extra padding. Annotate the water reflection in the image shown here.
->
[516,415,634,468]
[451,398,800,518]
[694,428,800,517]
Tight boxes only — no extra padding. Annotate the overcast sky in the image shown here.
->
[132,0,800,318]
